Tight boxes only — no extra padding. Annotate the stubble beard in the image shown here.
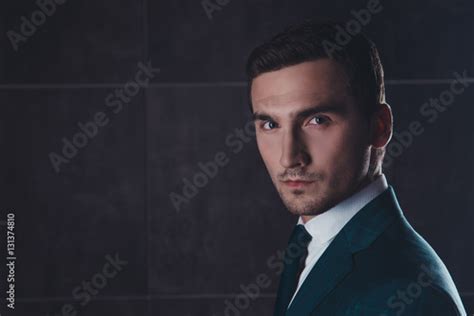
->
[276,181,334,216]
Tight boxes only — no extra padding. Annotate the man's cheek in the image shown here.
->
[260,142,281,167]
[310,137,340,163]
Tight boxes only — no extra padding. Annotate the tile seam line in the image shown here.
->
[15,294,277,302]
[1,78,474,89]
[14,292,474,302]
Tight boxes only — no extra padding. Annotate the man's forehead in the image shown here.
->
[251,59,351,105]
[252,90,346,109]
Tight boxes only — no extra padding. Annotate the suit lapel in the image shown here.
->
[285,185,404,315]
[286,231,354,315]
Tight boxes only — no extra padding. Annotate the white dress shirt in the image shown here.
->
[287,174,388,308]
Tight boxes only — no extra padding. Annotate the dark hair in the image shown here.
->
[245,19,385,117]
[245,19,386,170]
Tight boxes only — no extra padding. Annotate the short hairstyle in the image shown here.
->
[245,19,385,117]
[245,20,387,171]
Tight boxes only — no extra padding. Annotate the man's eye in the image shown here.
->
[262,121,278,130]
[308,116,329,125]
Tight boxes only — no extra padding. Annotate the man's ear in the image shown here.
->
[370,102,393,148]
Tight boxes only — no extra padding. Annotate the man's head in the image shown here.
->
[246,20,392,222]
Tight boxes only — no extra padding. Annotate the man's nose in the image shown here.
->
[279,128,310,169]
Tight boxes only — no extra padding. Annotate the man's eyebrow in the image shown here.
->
[252,112,273,122]
[295,103,347,119]
[252,102,346,122]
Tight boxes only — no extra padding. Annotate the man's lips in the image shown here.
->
[281,179,315,188]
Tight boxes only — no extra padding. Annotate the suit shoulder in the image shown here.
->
[350,216,466,313]
[353,282,466,316]
[363,217,452,280]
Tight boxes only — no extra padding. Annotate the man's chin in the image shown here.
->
[281,197,322,216]
[276,186,328,214]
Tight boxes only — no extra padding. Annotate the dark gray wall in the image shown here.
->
[1,0,473,315]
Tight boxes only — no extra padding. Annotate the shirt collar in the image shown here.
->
[297,174,388,244]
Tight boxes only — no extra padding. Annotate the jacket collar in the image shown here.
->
[286,185,405,315]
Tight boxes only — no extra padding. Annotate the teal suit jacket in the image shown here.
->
[278,185,467,316]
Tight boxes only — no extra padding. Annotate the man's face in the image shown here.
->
[251,59,373,220]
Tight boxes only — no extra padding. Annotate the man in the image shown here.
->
[245,21,466,315]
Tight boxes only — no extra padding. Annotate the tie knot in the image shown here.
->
[289,224,312,249]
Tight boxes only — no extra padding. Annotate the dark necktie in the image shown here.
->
[274,224,312,316]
